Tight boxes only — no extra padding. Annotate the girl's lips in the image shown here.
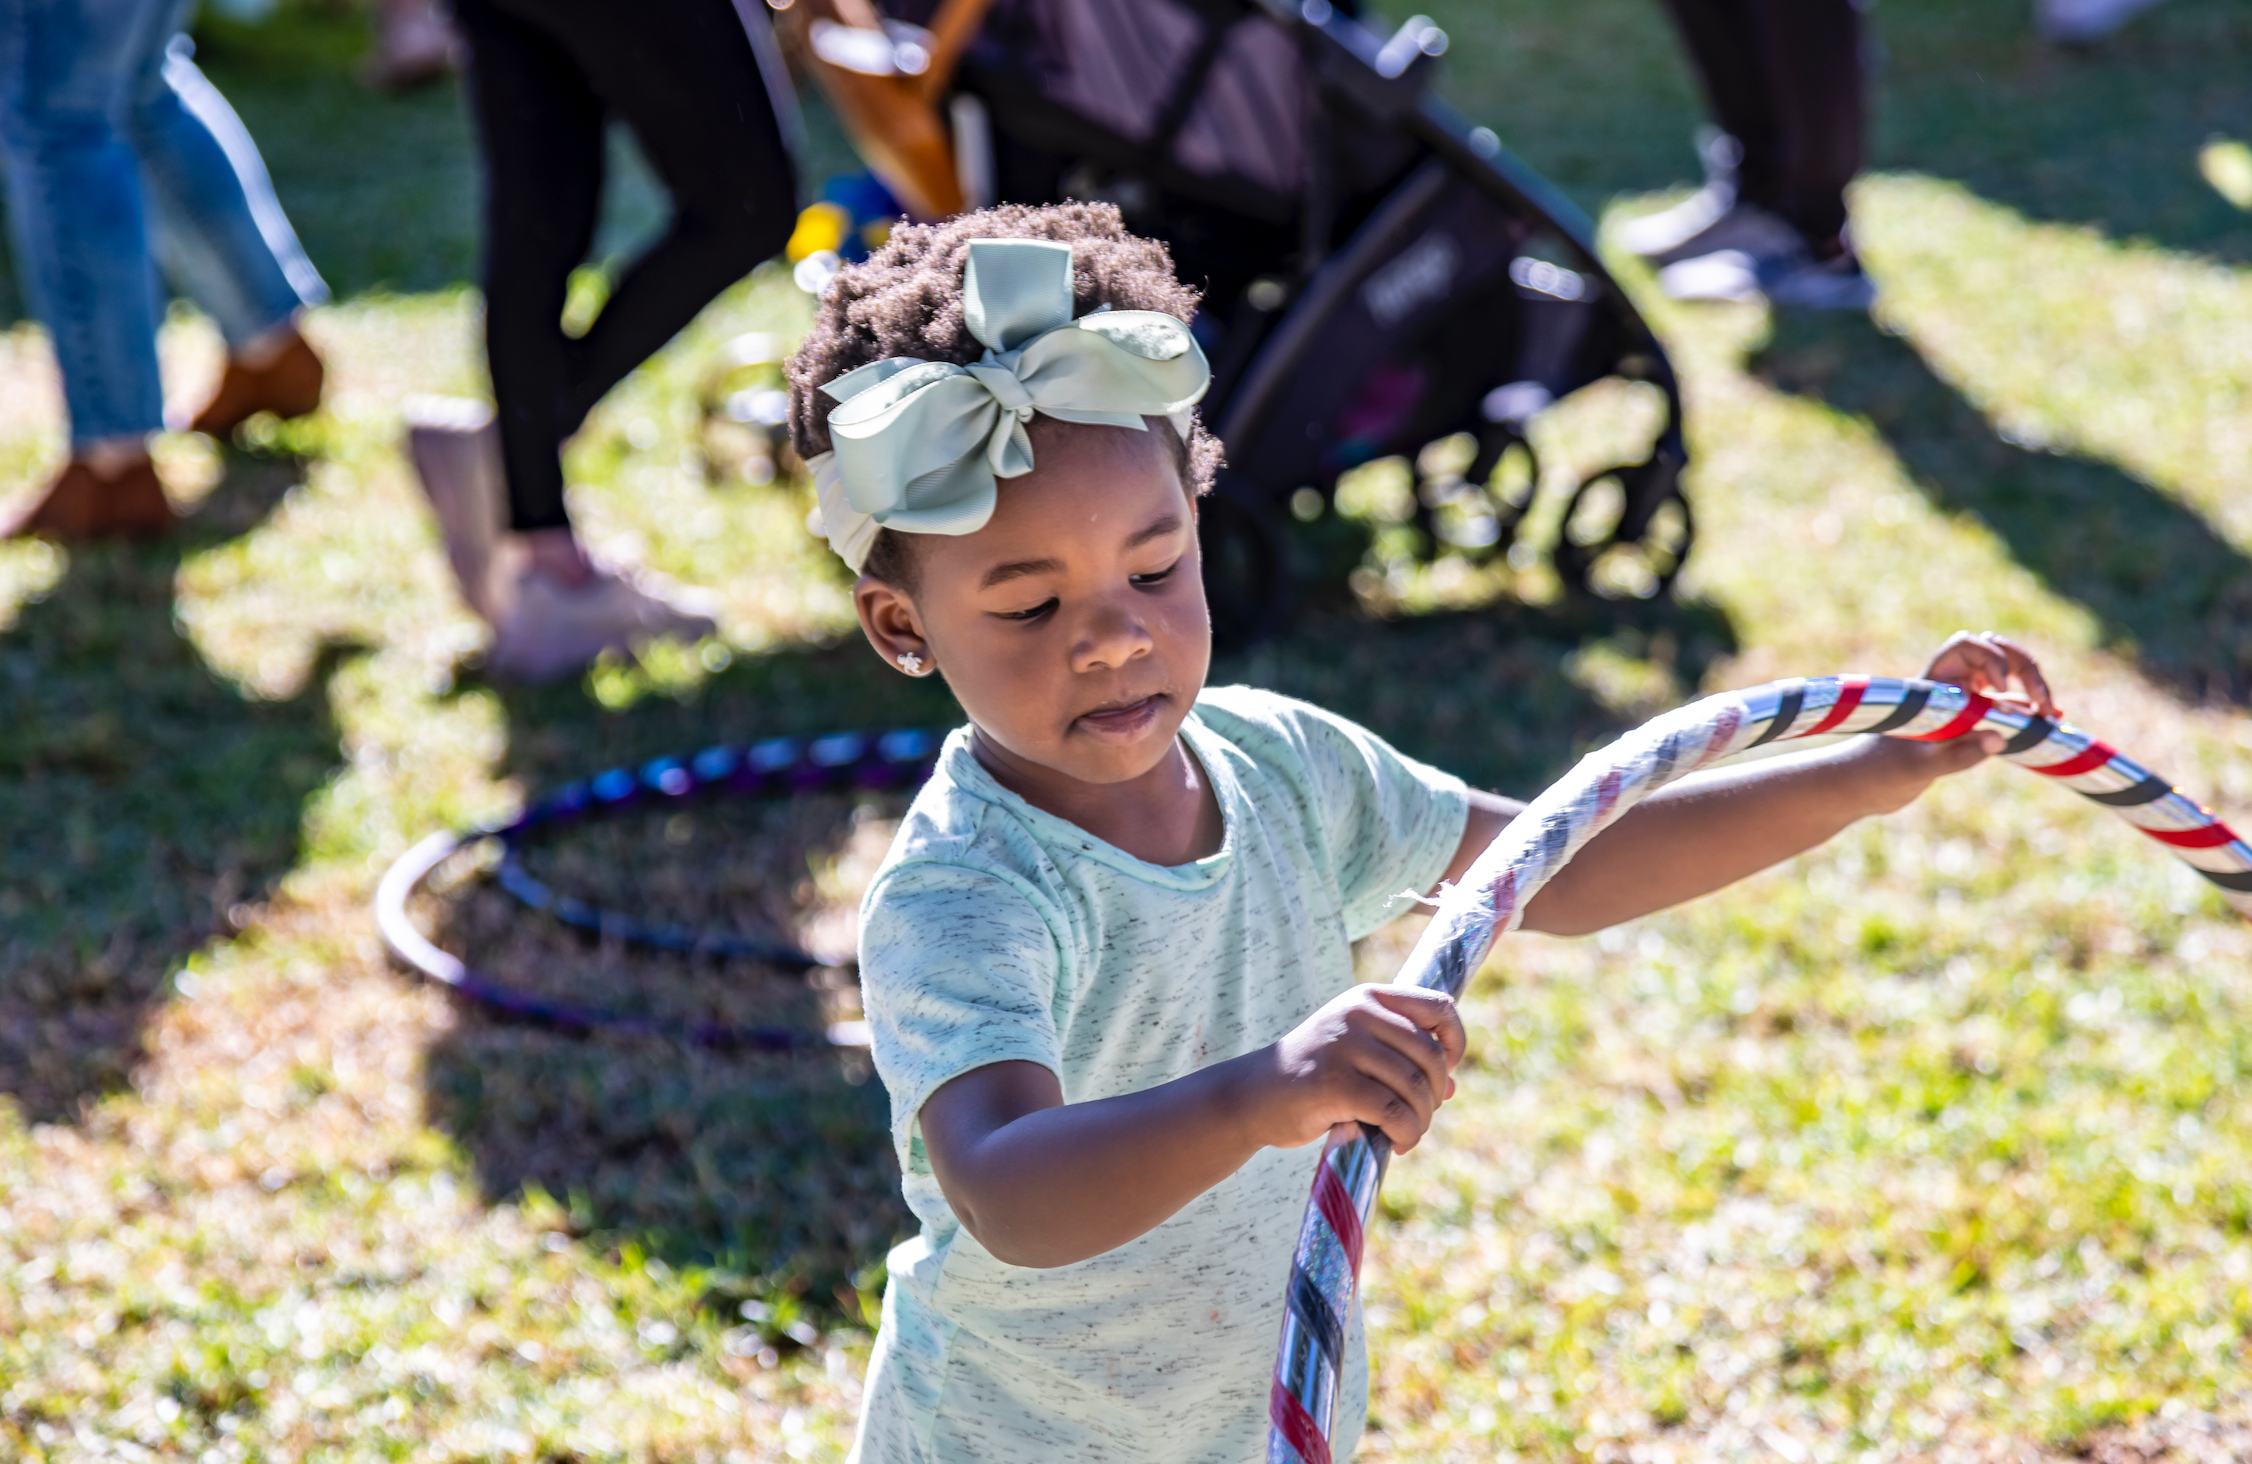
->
[1074,693,1164,741]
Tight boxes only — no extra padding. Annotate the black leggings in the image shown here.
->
[453,0,797,532]
[1659,0,1865,253]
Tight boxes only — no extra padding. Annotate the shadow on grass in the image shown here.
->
[1222,592,1742,794]
[419,1011,912,1328]
[0,454,350,1121]
[416,638,963,1322]
[1874,0,2252,268]
[1753,311,2252,702]
[412,589,1732,1324]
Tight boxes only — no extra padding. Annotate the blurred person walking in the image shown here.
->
[0,0,329,541]
[1619,0,1875,310]
[405,0,798,682]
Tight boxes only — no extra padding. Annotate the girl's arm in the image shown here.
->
[918,983,1464,1268]
[1450,632,2060,936]
[1461,735,1979,935]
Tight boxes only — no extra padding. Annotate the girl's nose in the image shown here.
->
[1069,595,1155,674]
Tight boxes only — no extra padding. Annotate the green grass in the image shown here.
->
[4,0,2252,1458]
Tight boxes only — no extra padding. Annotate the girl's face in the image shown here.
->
[852,420,1210,795]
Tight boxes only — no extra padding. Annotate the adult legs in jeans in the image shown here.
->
[415,0,795,679]
[0,0,169,452]
[0,0,330,539]
[130,22,331,439]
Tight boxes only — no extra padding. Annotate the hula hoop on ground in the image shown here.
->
[375,727,942,1049]
[1268,675,2252,1464]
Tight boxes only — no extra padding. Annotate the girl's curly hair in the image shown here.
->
[786,202,1224,588]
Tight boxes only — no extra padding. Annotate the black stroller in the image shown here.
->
[787,0,1692,648]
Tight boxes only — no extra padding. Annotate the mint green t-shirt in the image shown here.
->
[849,686,1471,1464]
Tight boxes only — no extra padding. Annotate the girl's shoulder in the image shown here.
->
[877,740,1036,873]
[1191,685,1466,846]
[1192,683,1372,753]
[1192,684,1404,785]
[863,730,1073,908]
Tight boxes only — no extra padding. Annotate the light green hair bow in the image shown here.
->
[807,238,1211,572]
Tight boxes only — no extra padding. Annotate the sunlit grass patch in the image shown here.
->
[1341,177,2252,1461]
[1857,174,2252,557]
[1361,772,2252,1460]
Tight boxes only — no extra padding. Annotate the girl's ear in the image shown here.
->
[854,575,934,676]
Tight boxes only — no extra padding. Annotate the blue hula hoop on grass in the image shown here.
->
[375,727,941,1049]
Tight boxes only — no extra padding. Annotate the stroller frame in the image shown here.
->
[781,0,1694,646]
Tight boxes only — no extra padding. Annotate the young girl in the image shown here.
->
[786,204,2055,1464]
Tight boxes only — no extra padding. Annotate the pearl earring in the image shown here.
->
[897,651,926,676]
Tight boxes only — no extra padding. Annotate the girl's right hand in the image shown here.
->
[1249,985,1466,1154]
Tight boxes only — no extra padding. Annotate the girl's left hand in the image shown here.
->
[1923,630,2060,720]
[1854,632,2064,815]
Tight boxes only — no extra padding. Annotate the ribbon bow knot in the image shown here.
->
[965,362,1036,416]
[808,238,1211,572]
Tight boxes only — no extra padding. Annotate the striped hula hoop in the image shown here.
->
[1268,675,2251,1464]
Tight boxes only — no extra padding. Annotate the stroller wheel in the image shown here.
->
[1410,427,1539,562]
[1553,457,1695,601]
[1200,474,1292,656]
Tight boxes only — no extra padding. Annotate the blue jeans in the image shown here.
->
[0,0,326,448]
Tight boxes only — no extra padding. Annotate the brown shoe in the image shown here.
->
[185,330,325,440]
[3,457,177,541]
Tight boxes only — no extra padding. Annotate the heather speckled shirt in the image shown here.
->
[848,686,1470,1464]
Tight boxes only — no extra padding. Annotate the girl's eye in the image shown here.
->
[1131,561,1180,588]
[995,598,1058,622]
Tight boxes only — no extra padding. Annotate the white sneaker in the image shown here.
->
[406,394,719,681]
[486,558,720,684]
[2036,0,2167,41]
[1616,127,1767,266]
[404,395,505,619]
[1655,225,1876,312]
[1617,184,1745,266]
[1628,199,1807,271]
[1656,248,1765,303]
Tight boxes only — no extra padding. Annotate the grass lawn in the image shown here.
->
[4,0,2252,1458]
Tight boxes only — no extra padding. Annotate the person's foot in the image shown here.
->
[1616,185,1754,268]
[403,395,718,680]
[485,558,720,684]
[1758,249,1877,311]
[3,456,176,541]
[1624,197,1807,273]
[1653,207,1876,312]
[1658,247,1876,311]
[185,328,325,441]
[1615,127,1757,266]
[2036,0,2168,41]
[405,395,506,619]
